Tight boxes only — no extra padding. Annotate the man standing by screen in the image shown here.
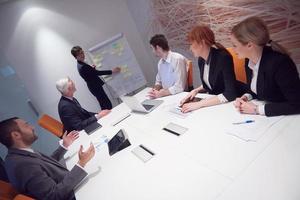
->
[71,46,121,109]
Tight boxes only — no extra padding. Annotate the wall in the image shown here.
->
[0,0,156,121]
[127,0,300,87]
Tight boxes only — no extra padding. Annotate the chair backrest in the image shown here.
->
[186,60,194,91]
[0,180,18,200]
[38,114,63,138]
[227,47,247,83]
[13,194,35,200]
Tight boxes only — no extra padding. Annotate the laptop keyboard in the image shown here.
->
[142,104,154,111]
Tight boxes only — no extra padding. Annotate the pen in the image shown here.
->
[232,120,255,125]
[112,113,131,126]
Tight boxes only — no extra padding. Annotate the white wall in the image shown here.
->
[126,0,202,86]
[0,0,156,120]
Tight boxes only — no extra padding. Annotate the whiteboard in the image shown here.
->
[88,33,147,97]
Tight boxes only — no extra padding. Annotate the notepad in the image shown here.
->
[131,145,154,163]
[163,122,188,136]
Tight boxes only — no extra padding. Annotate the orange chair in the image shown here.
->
[227,47,247,83]
[38,114,63,138]
[186,60,194,91]
[13,194,34,200]
[0,180,18,200]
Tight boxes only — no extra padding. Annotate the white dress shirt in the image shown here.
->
[244,56,265,115]
[155,51,187,95]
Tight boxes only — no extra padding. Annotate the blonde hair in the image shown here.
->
[187,25,226,50]
[232,16,289,55]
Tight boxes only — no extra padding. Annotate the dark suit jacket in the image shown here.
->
[243,46,300,116]
[77,61,112,90]
[0,157,8,182]
[198,47,238,101]
[5,147,87,200]
[58,96,97,133]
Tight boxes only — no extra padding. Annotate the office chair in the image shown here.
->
[38,114,64,138]
[227,47,247,83]
[0,180,19,200]
[13,194,35,200]
[186,60,194,91]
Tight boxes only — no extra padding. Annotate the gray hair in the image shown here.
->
[56,77,70,94]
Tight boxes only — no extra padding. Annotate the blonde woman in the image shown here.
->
[231,17,300,116]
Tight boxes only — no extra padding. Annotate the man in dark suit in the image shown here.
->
[0,157,8,182]
[0,117,95,200]
[56,77,111,133]
[71,46,120,110]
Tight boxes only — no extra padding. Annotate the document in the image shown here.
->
[226,115,284,142]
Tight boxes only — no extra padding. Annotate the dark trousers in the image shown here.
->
[88,85,112,110]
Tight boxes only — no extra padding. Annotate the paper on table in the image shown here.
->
[226,115,284,142]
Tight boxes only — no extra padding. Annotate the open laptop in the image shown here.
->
[121,96,163,113]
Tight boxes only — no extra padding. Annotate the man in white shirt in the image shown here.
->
[148,34,187,99]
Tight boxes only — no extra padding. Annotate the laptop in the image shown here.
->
[121,96,163,113]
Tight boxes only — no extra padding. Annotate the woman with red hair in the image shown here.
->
[180,26,238,113]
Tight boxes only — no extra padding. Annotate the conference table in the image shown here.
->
[65,88,300,200]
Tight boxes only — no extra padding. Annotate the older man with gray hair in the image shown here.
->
[56,77,110,133]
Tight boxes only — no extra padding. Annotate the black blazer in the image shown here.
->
[244,46,300,116]
[0,157,8,182]
[198,47,238,101]
[77,61,112,89]
[58,96,97,133]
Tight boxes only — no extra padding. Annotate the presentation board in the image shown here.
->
[88,33,147,97]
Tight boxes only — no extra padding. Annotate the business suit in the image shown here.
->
[58,96,97,133]
[77,61,113,109]
[198,47,238,101]
[0,157,8,182]
[244,46,300,116]
[5,147,87,200]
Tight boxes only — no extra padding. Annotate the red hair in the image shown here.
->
[187,25,225,49]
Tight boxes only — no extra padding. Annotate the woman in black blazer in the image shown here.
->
[231,17,300,116]
[180,26,238,113]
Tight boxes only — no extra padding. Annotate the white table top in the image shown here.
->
[65,88,300,200]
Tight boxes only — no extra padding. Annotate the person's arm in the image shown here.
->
[264,57,300,116]
[60,105,97,131]
[167,57,187,95]
[82,64,112,76]
[51,131,80,161]
[154,63,162,88]
[153,84,162,90]
[179,85,205,106]
[91,67,112,76]
[16,144,94,200]
[15,161,87,200]
[181,95,222,113]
